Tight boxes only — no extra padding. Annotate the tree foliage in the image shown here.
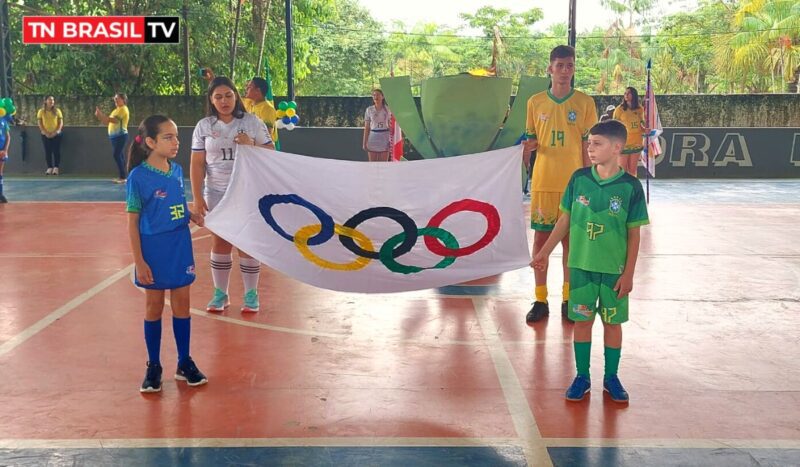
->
[6,0,800,96]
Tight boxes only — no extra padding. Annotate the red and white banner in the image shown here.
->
[205,146,530,293]
[389,113,403,161]
[23,16,179,44]
[643,83,663,177]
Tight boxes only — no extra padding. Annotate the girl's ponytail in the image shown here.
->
[127,115,171,172]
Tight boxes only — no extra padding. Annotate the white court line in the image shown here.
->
[188,305,571,347]
[1,437,798,450]
[472,297,552,467]
[0,265,134,358]
[1,226,205,358]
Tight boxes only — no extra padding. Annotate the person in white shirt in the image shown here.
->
[190,76,274,313]
[362,89,392,162]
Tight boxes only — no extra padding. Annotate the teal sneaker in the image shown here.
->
[206,288,229,312]
[242,289,260,313]
[565,374,591,401]
[603,375,630,402]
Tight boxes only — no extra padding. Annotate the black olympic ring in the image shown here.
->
[339,207,417,259]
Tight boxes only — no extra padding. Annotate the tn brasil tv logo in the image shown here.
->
[23,16,179,44]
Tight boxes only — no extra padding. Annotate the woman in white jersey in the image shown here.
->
[190,76,274,313]
[362,89,392,162]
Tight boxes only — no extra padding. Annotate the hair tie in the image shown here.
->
[134,135,142,144]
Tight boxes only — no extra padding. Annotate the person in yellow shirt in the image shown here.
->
[37,96,64,175]
[243,77,278,143]
[523,45,598,324]
[95,93,131,183]
[612,87,646,176]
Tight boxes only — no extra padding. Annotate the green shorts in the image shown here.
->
[568,268,629,324]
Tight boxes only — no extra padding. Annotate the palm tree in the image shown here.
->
[716,0,800,92]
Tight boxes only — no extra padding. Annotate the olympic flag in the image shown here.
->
[204,145,531,293]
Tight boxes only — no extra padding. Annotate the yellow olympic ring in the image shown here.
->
[293,223,374,271]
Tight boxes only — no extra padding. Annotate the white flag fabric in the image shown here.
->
[204,145,531,293]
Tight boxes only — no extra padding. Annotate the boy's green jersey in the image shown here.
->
[560,166,650,274]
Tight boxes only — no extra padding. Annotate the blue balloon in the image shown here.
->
[282,116,291,124]
[290,116,299,124]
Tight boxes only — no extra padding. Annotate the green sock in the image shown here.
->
[574,341,591,377]
[604,346,621,377]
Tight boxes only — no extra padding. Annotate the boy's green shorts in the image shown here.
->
[568,268,629,324]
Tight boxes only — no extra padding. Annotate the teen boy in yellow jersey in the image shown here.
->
[523,45,597,324]
[243,77,278,144]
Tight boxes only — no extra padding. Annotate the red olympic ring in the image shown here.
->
[424,199,500,257]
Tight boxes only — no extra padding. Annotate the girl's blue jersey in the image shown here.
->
[126,161,190,235]
[0,118,9,149]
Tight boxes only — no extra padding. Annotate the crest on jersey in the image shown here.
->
[154,189,168,199]
[567,110,577,123]
[609,196,622,215]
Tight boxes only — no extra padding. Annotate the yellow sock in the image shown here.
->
[562,282,570,302]
[535,285,548,303]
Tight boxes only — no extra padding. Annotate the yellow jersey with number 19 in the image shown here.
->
[525,89,597,192]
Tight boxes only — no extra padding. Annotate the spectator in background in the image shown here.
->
[613,87,646,176]
[95,93,130,183]
[362,89,392,162]
[243,77,278,144]
[599,104,615,123]
[37,96,64,175]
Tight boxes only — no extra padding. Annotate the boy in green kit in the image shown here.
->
[532,119,649,403]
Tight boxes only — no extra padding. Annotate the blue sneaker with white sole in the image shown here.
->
[603,375,630,402]
[565,374,592,401]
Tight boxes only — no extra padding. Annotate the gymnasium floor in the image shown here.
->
[0,178,798,466]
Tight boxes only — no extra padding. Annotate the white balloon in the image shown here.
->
[286,123,295,131]
[275,120,285,129]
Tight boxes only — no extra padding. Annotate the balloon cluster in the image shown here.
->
[0,97,16,121]
[275,101,299,131]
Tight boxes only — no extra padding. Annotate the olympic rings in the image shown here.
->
[424,199,500,257]
[380,227,458,274]
[259,194,334,245]
[340,207,417,259]
[294,223,373,271]
[258,194,501,274]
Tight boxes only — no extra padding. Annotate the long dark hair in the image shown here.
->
[206,76,246,120]
[127,115,172,172]
[42,95,58,115]
[621,86,640,110]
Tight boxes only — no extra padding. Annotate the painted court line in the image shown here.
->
[1,226,203,358]
[472,297,552,467]
[0,265,134,358]
[188,305,571,347]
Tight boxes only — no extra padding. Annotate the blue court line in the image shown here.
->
[548,447,800,467]
[0,446,526,466]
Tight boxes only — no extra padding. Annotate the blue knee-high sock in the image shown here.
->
[0,174,4,195]
[144,319,162,365]
[173,317,191,365]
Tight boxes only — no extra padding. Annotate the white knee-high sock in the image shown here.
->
[239,257,261,293]
[210,252,233,293]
